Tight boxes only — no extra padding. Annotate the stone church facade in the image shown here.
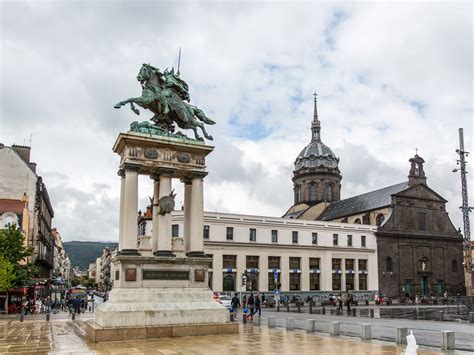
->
[283,96,465,298]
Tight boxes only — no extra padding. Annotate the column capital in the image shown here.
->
[186,171,208,180]
[152,168,175,178]
[117,169,125,178]
[180,177,193,185]
[123,163,141,173]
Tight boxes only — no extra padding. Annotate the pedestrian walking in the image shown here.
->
[253,292,261,317]
[346,293,353,312]
[231,293,241,319]
[247,293,255,320]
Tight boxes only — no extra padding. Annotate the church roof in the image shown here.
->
[318,181,410,221]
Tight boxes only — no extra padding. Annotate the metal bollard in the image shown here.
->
[322,307,326,315]
[306,319,315,333]
[413,309,418,320]
[336,308,341,316]
[330,322,340,336]
[297,303,301,313]
[309,304,313,314]
[352,308,356,317]
[390,309,394,319]
[286,318,295,330]
[242,314,247,324]
[361,324,371,340]
[287,304,290,312]
[369,309,374,318]
[46,313,50,321]
[438,311,444,322]
[72,312,75,320]
[277,303,280,312]
[469,312,474,323]
[396,327,408,344]
[20,314,24,322]
[441,331,455,350]
[268,316,276,328]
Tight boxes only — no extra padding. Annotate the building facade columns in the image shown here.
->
[187,174,206,256]
[120,165,140,255]
[151,176,160,252]
[118,170,125,252]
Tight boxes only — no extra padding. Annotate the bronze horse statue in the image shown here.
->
[114,64,214,141]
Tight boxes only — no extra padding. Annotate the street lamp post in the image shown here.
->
[453,128,472,296]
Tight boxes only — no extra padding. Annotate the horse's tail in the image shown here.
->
[191,106,215,125]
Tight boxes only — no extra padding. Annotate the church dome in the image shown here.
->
[291,94,342,205]
[295,141,339,170]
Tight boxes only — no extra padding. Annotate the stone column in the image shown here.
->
[151,175,160,252]
[182,179,192,255]
[120,165,140,255]
[118,170,125,251]
[188,175,206,256]
[301,256,310,291]
[154,172,175,256]
[260,255,268,292]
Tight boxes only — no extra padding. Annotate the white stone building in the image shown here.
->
[138,209,378,296]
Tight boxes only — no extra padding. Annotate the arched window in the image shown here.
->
[386,257,393,272]
[376,214,385,226]
[452,260,458,273]
[309,183,318,201]
[326,184,333,201]
[294,186,301,204]
[354,218,361,224]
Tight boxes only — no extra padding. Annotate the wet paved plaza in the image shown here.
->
[0,318,453,354]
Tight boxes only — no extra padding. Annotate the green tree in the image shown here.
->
[0,224,36,287]
[0,256,16,291]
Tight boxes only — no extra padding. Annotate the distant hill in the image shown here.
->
[63,241,118,270]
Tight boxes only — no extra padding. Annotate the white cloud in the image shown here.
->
[0,1,471,241]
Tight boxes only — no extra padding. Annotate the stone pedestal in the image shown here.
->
[86,132,238,342]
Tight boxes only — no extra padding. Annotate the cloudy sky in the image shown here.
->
[1,1,472,242]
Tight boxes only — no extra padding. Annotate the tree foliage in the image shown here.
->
[70,275,95,288]
[0,256,16,291]
[0,224,36,287]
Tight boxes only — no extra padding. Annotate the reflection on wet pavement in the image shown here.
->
[0,319,444,354]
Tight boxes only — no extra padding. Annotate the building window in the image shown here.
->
[332,258,341,270]
[172,224,179,238]
[208,271,213,289]
[376,214,385,226]
[333,234,338,246]
[223,255,236,269]
[452,259,458,273]
[418,212,426,231]
[346,273,354,291]
[312,232,318,245]
[361,235,366,247]
[246,255,259,269]
[203,225,210,239]
[226,227,234,240]
[289,257,301,269]
[345,259,354,270]
[332,273,341,291]
[326,184,333,200]
[310,273,320,291]
[222,273,235,292]
[268,256,280,269]
[358,259,368,291]
[268,271,280,291]
[206,254,213,269]
[292,231,298,244]
[249,228,256,242]
[294,186,301,203]
[347,235,352,247]
[289,273,301,291]
[354,218,361,224]
[309,258,320,269]
[386,257,393,272]
[271,230,278,243]
[309,183,318,201]
[359,273,367,290]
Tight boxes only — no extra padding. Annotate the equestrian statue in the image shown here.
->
[114,63,215,141]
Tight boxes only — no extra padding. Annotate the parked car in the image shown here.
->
[218,295,232,308]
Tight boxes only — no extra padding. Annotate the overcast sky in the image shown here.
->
[1,1,472,242]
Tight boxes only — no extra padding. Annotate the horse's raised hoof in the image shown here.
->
[114,103,122,109]
[207,135,213,141]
